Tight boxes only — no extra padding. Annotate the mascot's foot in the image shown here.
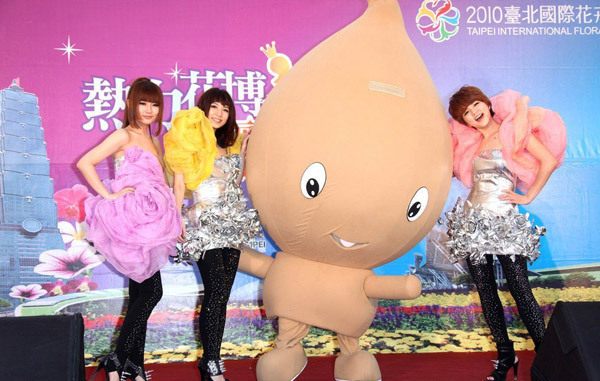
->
[256,343,307,381]
[334,350,381,381]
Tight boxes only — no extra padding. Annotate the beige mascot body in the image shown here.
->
[239,0,452,379]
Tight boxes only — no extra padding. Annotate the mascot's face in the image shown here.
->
[247,0,452,269]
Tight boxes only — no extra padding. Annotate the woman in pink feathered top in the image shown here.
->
[445,86,566,381]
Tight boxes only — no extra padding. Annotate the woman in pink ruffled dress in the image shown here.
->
[78,77,181,381]
[444,86,566,381]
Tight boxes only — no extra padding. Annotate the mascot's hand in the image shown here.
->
[364,275,422,300]
[238,245,274,279]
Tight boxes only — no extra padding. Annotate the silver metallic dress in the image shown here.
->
[443,149,545,265]
[176,154,262,261]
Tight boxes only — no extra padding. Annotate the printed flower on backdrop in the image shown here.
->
[58,221,89,247]
[66,276,99,293]
[41,279,65,296]
[34,244,105,279]
[9,284,47,300]
[54,184,92,222]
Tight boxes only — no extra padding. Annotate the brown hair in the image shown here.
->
[448,86,494,125]
[196,88,238,148]
[123,77,164,136]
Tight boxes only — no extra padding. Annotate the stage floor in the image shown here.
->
[86,351,536,380]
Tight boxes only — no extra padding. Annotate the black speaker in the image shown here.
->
[531,301,600,381]
[0,313,85,381]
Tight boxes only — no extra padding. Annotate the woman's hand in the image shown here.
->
[178,217,186,243]
[517,95,530,110]
[240,132,251,159]
[104,186,135,199]
[500,189,531,205]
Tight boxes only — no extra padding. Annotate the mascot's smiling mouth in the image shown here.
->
[330,233,368,249]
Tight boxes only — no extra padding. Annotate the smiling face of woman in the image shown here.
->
[448,86,495,130]
[462,100,493,130]
[207,101,230,129]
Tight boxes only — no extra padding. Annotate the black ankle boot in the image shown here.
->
[487,342,519,381]
[90,352,122,381]
[122,359,152,380]
[198,358,229,381]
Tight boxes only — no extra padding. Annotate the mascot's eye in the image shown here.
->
[300,162,326,199]
[407,187,428,222]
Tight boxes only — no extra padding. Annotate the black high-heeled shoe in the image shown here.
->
[121,358,154,380]
[486,342,519,381]
[198,358,229,381]
[90,352,122,381]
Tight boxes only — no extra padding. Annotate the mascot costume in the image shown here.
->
[239,0,452,379]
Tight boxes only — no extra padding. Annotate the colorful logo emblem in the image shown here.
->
[416,0,460,43]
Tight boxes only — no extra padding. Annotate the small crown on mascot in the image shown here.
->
[260,41,278,58]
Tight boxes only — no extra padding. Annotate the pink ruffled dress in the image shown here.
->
[85,146,182,283]
[449,89,567,192]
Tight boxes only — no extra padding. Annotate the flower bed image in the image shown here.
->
[77,285,600,365]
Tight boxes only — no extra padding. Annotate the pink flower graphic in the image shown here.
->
[34,244,105,279]
[67,276,98,293]
[41,280,65,296]
[41,276,99,295]
[54,184,92,222]
[9,284,47,300]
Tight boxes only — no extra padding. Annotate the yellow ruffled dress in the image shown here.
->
[163,107,243,190]
[163,107,261,260]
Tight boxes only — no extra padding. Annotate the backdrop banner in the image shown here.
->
[1,0,599,363]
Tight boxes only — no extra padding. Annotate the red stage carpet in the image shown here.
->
[86,351,535,380]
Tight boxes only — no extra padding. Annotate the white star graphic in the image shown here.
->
[54,36,83,64]
[165,62,182,85]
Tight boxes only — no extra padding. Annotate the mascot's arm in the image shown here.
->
[364,275,422,300]
[238,245,274,279]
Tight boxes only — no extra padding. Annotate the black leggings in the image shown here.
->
[197,248,240,360]
[467,255,545,347]
[115,271,163,367]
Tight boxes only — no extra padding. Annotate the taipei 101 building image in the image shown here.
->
[0,80,64,306]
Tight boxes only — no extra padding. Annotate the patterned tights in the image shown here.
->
[115,271,163,367]
[467,255,545,347]
[197,248,240,360]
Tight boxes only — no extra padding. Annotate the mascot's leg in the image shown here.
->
[334,334,381,381]
[256,317,309,381]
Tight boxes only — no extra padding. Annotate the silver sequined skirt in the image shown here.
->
[176,185,263,262]
[440,199,546,265]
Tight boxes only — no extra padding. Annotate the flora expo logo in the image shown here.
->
[416,0,460,42]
